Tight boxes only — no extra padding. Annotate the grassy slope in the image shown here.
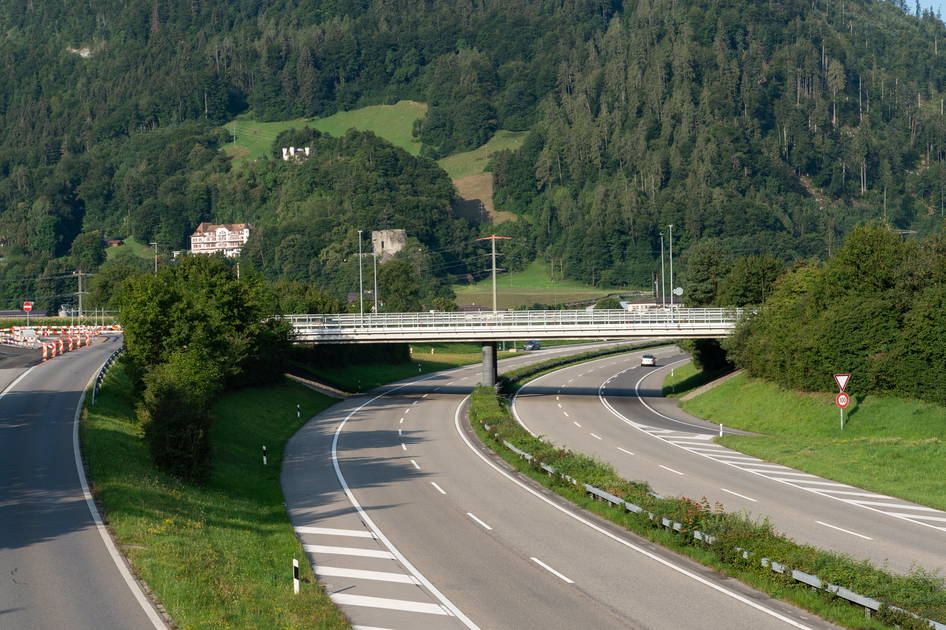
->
[661,360,730,398]
[453,260,638,308]
[82,363,350,630]
[436,130,528,179]
[105,236,154,261]
[221,101,427,162]
[681,373,946,511]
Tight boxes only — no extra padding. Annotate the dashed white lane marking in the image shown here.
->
[617,447,635,456]
[530,557,574,584]
[330,593,451,615]
[315,566,419,584]
[399,417,404,424]
[297,526,376,538]
[563,411,570,417]
[659,465,684,476]
[573,421,582,428]
[556,396,560,401]
[401,443,407,451]
[304,544,395,559]
[590,433,602,440]
[721,488,757,503]
[816,521,873,540]
[398,428,402,436]
[467,512,493,530]
[431,481,447,495]
[422,393,429,398]
[411,459,421,470]
[557,403,563,408]
[404,408,411,414]
[412,400,418,405]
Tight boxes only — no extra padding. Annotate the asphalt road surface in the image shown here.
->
[512,346,946,576]
[283,343,841,630]
[0,337,164,630]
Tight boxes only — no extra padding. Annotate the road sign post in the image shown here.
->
[833,374,850,430]
[23,301,32,325]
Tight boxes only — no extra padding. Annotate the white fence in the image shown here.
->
[286,308,742,343]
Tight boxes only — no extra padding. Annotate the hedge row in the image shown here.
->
[470,386,946,629]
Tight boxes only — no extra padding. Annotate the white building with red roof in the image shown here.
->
[189,222,253,257]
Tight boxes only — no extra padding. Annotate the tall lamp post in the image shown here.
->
[667,224,674,308]
[357,230,364,323]
[660,233,666,307]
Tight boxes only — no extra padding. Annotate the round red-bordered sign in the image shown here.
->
[836,392,850,408]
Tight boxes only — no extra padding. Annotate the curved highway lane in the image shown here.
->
[512,347,946,576]
[283,344,839,630]
[0,337,165,630]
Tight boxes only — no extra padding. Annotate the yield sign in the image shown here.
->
[834,374,850,392]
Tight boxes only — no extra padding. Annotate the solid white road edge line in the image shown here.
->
[599,366,946,536]
[331,378,477,628]
[467,512,493,530]
[815,521,873,541]
[721,488,758,503]
[453,396,814,630]
[530,557,575,584]
[73,353,168,629]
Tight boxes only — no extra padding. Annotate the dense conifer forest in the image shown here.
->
[1,0,945,308]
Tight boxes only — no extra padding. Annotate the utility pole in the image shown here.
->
[149,242,159,275]
[373,252,378,313]
[668,224,674,307]
[660,233,666,307]
[77,270,83,320]
[357,230,364,322]
[475,235,512,312]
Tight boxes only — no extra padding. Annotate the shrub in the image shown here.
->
[139,350,223,483]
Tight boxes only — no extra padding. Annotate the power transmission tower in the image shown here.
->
[475,235,512,312]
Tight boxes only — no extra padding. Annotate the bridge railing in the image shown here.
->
[285,308,742,332]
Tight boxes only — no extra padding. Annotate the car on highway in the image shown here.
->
[522,340,541,351]
[640,353,656,366]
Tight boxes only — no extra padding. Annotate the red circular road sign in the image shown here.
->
[22,301,32,312]
[836,392,850,408]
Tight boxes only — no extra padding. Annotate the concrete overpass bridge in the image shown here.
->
[286,308,742,386]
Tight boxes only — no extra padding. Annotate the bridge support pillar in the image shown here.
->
[481,342,498,388]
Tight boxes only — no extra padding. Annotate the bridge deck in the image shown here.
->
[287,308,741,343]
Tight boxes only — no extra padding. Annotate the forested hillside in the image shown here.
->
[1,0,945,308]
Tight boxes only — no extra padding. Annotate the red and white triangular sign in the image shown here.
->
[834,374,850,392]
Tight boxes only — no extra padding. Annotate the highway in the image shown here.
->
[0,338,164,630]
[283,343,840,630]
[512,346,946,577]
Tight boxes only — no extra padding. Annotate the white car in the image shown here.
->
[640,354,657,366]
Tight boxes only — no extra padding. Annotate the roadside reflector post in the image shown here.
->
[293,558,300,594]
[296,404,300,418]
[262,445,267,466]
[719,423,723,438]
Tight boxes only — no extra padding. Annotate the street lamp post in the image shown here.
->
[357,230,364,323]
[668,224,674,308]
[660,233,666,307]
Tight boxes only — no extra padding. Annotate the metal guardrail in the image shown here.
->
[286,308,742,342]
[91,346,124,405]
[486,428,946,629]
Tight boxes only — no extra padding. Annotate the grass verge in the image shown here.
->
[469,385,946,629]
[222,101,427,163]
[82,361,350,630]
[661,361,730,397]
[681,372,946,511]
